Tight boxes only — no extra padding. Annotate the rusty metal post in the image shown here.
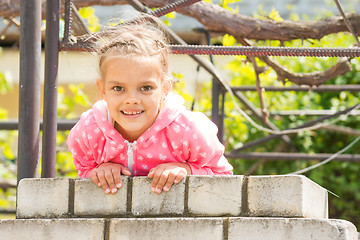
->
[42,0,60,178]
[18,0,42,182]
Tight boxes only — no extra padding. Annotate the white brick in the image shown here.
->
[16,178,70,218]
[74,177,128,217]
[247,175,328,218]
[109,218,223,240]
[0,219,105,240]
[228,217,358,240]
[188,175,243,216]
[131,177,185,216]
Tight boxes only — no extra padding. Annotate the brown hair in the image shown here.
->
[95,15,171,82]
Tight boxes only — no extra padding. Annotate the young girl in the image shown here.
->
[67,16,233,195]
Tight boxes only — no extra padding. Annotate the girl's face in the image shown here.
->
[98,56,167,142]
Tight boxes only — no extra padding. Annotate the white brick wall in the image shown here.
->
[0,217,357,240]
[228,218,358,240]
[0,219,105,240]
[109,218,224,240]
[8,175,358,240]
[187,175,243,216]
[74,177,128,217]
[16,178,71,218]
[131,177,185,216]
[247,175,328,218]
[15,175,329,218]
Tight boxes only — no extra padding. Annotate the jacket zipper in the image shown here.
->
[125,140,136,174]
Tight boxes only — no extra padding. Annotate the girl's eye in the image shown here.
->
[141,86,153,91]
[113,86,123,92]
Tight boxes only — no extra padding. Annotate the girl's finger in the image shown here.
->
[150,168,165,193]
[173,170,186,184]
[97,170,111,193]
[90,171,101,187]
[104,169,116,193]
[112,168,123,189]
[154,169,170,194]
[121,167,132,176]
[147,166,157,179]
[162,171,177,192]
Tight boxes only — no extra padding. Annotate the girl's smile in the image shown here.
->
[97,56,166,142]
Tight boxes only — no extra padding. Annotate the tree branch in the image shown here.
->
[249,57,269,122]
[0,179,16,190]
[2,0,360,41]
[237,38,352,86]
[262,56,352,86]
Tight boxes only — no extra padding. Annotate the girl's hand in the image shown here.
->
[90,162,131,194]
[147,162,191,194]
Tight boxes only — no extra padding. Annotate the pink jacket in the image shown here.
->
[67,93,233,178]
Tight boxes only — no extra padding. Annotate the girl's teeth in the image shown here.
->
[123,111,142,115]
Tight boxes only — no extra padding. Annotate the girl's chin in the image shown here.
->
[114,123,147,138]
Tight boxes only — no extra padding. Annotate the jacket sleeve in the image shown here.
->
[178,112,233,175]
[67,120,97,178]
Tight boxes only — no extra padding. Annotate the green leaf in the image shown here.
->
[223,34,236,46]
[78,7,100,32]
[3,145,14,160]
[78,7,95,19]
[269,8,283,21]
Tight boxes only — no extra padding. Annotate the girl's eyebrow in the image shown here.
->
[107,80,124,85]
[107,80,157,86]
[141,80,157,85]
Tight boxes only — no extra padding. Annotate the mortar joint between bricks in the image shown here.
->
[241,176,249,216]
[68,178,75,217]
[104,218,110,240]
[126,177,133,216]
[223,217,229,240]
[184,176,189,216]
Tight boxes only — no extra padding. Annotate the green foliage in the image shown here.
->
[220,0,242,12]
[0,72,12,95]
[161,12,177,27]
[0,69,16,218]
[78,7,100,32]
[199,7,360,228]
[172,72,195,110]
[55,84,92,178]
[58,84,92,118]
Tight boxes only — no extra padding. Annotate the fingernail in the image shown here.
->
[151,187,155,192]
[97,183,101,187]
[163,186,169,191]
[105,189,110,194]
[116,184,122,188]
[156,188,162,194]
[111,188,117,193]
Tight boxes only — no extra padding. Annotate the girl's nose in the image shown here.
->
[125,92,140,105]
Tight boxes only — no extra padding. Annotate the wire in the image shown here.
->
[209,59,360,135]
[289,135,360,175]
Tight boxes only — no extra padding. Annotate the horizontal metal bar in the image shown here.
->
[150,0,201,18]
[0,209,16,214]
[225,152,360,162]
[60,42,360,58]
[0,119,77,131]
[232,85,360,92]
[233,103,360,152]
[270,110,360,116]
[170,45,360,58]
